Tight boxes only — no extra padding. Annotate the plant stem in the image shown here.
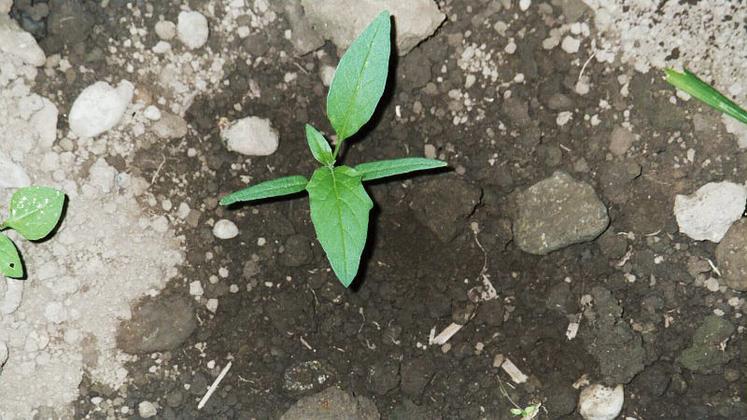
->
[332,140,343,160]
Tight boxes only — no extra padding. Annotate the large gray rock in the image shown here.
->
[677,315,736,373]
[0,15,46,66]
[299,0,445,56]
[280,387,379,420]
[716,219,747,291]
[514,171,609,255]
[117,295,196,354]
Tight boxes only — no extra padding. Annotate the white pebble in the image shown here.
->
[69,81,134,138]
[189,281,204,297]
[143,105,162,121]
[221,116,279,156]
[177,11,209,50]
[154,20,176,40]
[674,182,747,242]
[138,401,158,418]
[579,384,624,420]
[152,41,171,54]
[705,277,721,292]
[206,299,219,313]
[556,111,573,126]
[561,36,581,54]
[213,219,239,239]
[519,0,531,12]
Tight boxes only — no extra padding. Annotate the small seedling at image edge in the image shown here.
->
[220,11,447,287]
[0,186,66,278]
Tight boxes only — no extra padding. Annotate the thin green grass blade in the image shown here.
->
[220,175,308,205]
[355,158,447,181]
[665,68,747,125]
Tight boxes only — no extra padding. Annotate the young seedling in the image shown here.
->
[665,68,747,125]
[220,11,446,287]
[0,186,66,278]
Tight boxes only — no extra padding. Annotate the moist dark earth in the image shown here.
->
[13,0,746,419]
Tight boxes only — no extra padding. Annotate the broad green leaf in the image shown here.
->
[326,11,391,141]
[220,175,308,206]
[665,68,747,125]
[355,157,447,181]
[5,186,65,241]
[306,166,373,287]
[0,233,23,278]
[305,124,334,165]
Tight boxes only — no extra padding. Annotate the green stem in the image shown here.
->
[332,140,343,161]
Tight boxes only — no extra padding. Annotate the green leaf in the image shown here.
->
[326,10,391,142]
[220,175,308,206]
[5,186,65,241]
[510,408,523,416]
[305,124,334,165]
[0,233,23,278]
[665,68,747,125]
[355,157,447,181]
[306,166,373,287]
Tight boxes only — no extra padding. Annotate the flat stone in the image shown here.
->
[152,112,188,139]
[716,219,747,291]
[514,171,609,255]
[282,360,336,397]
[280,387,379,420]
[0,15,46,66]
[117,295,197,354]
[300,0,445,56]
[677,315,736,373]
[675,181,747,243]
[409,175,481,242]
[221,116,279,156]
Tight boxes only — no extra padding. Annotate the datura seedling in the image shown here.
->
[220,11,446,287]
[0,186,66,278]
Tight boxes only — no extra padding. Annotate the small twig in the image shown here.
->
[707,258,722,277]
[578,51,596,82]
[198,361,232,410]
[150,154,167,186]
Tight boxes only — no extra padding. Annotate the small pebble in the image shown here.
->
[138,401,158,418]
[213,219,239,239]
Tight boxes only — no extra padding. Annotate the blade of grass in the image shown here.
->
[665,68,747,125]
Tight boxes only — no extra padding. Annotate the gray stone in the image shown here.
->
[400,357,435,399]
[608,126,634,156]
[678,315,736,373]
[280,0,325,55]
[514,171,609,255]
[152,112,188,139]
[299,0,445,56]
[117,295,196,354]
[280,387,379,420]
[46,0,94,51]
[675,182,747,243]
[282,360,336,396]
[716,219,747,291]
[367,359,400,395]
[279,234,313,267]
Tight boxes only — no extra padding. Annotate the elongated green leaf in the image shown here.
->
[305,124,334,165]
[0,233,23,278]
[665,68,747,125]
[220,175,308,206]
[306,166,373,287]
[355,157,448,182]
[5,186,65,241]
[327,11,391,141]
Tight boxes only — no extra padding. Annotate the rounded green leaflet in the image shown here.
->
[5,186,65,241]
[0,233,23,278]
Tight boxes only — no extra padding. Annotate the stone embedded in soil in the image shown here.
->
[677,315,736,373]
[0,15,46,66]
[608,126,635,156]
[155,20,176,41]
[137,401,158,418]
[581,287,645,384]
[280,0,326,55]
[213,219,239,239]
[152,112,188,139]
[221,115,279,156]
[674,181,747,243]
[299,0,445,56]
[408,175,481,242]
[367,359,401,395]
[578,384,624,420]
[177,11,209,50]
[716,219,747,291]
[68,80,134,138]
[514,171,609,255]
[280,386,379,420]
[279,234,313,267]
[116,295,197,354]
[282,360,337,396]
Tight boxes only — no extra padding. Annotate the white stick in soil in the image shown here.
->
[197,361,232,410]
[501,358,528,384]
[0,276,24,315]
[429,323,463,346]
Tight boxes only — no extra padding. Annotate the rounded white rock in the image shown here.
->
[674,181,747,242]
[221,116,279,156]
[177,11,209,50]
[69,80,134,138]
[138,401,158,418]
[579,384,624,420]
[154,20,176,40]
[213,219,239,239]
